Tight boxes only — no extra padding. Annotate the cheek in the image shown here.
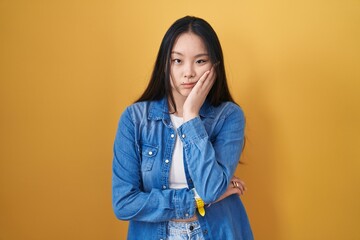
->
[170,68,180,77]
[170,78,174,88]
[196,64,212,79]
[170,70,181,86]
[169,74,176,88]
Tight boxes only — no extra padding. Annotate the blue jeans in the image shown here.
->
[167,220,205,240]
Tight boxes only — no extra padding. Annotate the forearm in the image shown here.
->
[177,109,245,203]
[112,178,196,222]
[112,107,197,222]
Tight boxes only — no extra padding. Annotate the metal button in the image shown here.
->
[189,225,194,231]
[165,159,169,164]
[182,134,186,138]
[148,151,153,155]
[185,213,189,217]
[170,134,175,138]
[162,185,166,189]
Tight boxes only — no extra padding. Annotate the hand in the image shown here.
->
[215,176,247,203]
[182,63,218,122]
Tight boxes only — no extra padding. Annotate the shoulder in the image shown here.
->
[212,101,245,120]
[125,101,149,113]
[121,99,165,122]
[120,101,150,120]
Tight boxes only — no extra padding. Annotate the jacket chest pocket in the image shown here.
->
[141,144,158,171]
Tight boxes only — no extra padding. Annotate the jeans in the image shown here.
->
[167,220,205,240]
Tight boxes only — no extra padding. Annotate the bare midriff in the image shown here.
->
[172,215,198,222]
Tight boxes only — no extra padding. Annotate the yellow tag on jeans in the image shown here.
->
[196,198,205,216]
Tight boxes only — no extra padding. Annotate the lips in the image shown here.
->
[182,82,197,89]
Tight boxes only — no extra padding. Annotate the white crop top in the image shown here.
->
[169,114,188,189]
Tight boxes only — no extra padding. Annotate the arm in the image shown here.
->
[216,176,247,203]
[177,106,245,203]
[112,107,196,222]
[180,63,245,204]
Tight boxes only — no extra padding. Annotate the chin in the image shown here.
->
[180,92,191,97]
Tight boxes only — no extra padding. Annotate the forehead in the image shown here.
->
[172,32,208,54]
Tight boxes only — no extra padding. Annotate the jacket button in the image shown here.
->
[162,185,166,189]
[170,134,175,138]
[182,134,186,138]
[165,159,169,164]
[148,151,153,155]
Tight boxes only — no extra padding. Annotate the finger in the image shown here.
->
[230,185,241,195]
[191,71,210,94]
[231,177,241,184]
[239,182,247,192]
[232,179,247,193]
[192,70,214,96]
[205,65,216,84]
[198,70,210,83]
[237,184,245,195]
[237,180,246,189]
[234,186,243,196]
[232,177,246,188]
[230,183,245,197]
[199,64,216,85]
[231,181,243,194]
[233,182,243,195]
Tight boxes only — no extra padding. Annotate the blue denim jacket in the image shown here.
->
[112,97,253,240]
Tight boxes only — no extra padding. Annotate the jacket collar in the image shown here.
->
[148,97,215,121]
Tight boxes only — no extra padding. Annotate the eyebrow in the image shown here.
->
[171,51,209,58]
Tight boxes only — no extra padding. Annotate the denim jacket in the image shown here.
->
[112,97,253,240]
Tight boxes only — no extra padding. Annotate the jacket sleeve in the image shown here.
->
[112,107,196,222]
[177,105,245,203]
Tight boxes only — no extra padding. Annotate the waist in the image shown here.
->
[171,215,198,222]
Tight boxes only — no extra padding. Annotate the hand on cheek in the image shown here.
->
[183,63,218,122]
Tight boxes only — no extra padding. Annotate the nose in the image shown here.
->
[183,63,195,81]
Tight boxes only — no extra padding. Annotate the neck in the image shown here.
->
[169,103,183,117]
[168,95,186,117]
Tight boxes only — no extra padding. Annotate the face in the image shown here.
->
[170,32,212,103]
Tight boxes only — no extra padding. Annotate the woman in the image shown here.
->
[112,16,253,240]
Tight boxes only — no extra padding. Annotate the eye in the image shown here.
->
[172,59,182,64]
[196,59,208,64]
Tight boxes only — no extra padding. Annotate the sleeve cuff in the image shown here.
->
[174,188,196,219]
[177,117,208,145]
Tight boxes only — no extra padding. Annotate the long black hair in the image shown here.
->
[136,16,235,112]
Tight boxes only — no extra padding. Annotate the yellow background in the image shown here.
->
[1,0,359,239]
